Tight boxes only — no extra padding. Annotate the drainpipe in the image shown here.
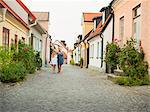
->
[28,19,38,46]
[0,8,7,22]
[45,37,47,66]
[100,34,103,68]
[111,9,115,41]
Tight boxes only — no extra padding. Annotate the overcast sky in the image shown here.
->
[23,0,112,49]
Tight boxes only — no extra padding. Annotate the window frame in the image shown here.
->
[2,27,10,49]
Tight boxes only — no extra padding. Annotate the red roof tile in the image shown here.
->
[16,0,36,21]
[83,12,102,22]
[89,14,112,40]
[0,1,29,29]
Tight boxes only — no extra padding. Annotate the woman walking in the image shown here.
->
[57,49,64,73]
[50,51,57,73]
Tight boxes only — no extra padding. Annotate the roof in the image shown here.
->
[88,14,113,41]
[32,12,49,21]
[54,40,68,51]
[34,22,47,34]
[0,1,29,29]
[83,30,93,41]
[16,0,36,21]
[83,12,102,22]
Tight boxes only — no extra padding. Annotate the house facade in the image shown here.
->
[99,6,114,72]
[88,17,103,70]
[73,35,82,65]
[30,23,46,60]
[111,0,150,72]
[87,6,114,72]
[0,0,31,48]
[33,12,51,66]
[0,0,51,67]
[81,12,102,68]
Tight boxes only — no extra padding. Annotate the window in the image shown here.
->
[133,4,141,19]
[90,44,94,58]
[97,42,99,58]
[39,40,42,52]
[2,27,9,48]
[90,45,92,58]
[119,16,124,46]
[133,4,141,48]
[92,44,94,58]
[14,35,18,48]
[94,20,96,31]
[30,34,34,48]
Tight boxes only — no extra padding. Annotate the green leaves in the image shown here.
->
[105,42,120,69]
[118,38,148,80]
[0,41,39,83]
[106,38,149,86]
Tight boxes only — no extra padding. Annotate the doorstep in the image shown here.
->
[107,74,121,80]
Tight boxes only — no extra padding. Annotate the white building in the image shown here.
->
[73,45,80,65]
[30,23,47,64]
[88,6,113,72]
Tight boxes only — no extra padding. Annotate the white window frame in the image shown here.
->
[133,4,141,49]
[97,42,99,59]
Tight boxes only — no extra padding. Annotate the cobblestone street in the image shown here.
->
[0,65,150,112]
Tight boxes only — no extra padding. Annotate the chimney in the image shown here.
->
[61,40,66,46]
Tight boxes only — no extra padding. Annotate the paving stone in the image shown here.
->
[0,65,149,112]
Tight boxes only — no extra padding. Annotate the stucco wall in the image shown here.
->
[0,11,28,46]
[82,22,93,37]
[113,0,150,70]
[31,27,42,52]
[102,18,113,70]
[89,35,102,69]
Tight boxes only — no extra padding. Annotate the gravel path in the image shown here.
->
[0,65,150,112]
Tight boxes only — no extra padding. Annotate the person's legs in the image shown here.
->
[53,65,56,72]
[59,65,62,72]
[57,64,60,73]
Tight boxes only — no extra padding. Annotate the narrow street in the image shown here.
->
[0,65,150,112]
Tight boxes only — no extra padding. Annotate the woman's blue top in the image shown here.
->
[57,53,64,65]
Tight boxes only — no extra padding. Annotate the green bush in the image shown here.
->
[16,41,36,74]
[116,76,150,86]
[0,41,37,83]
[105,42,120,72]
[34,52,42,70]
[106,38,149,86]
[80,58,83,68]
[0,61,27,83]
[70,59,75,65]
[118,38,148,79]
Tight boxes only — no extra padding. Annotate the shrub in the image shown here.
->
[0,47,13,66]
[118,38,148,79]
[115,76,150,86]
[70,59,75,65]
[34,51,42,70]
[0,61,27,83]
[80,58,83,68]
[105,42,120,72]
[16,41,36,74]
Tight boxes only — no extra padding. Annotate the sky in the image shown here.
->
[23,0,112,49]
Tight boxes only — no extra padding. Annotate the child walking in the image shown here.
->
[50,51,57,73]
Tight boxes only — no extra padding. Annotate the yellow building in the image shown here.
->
[0,1,31,48]
[81,12,102,68]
